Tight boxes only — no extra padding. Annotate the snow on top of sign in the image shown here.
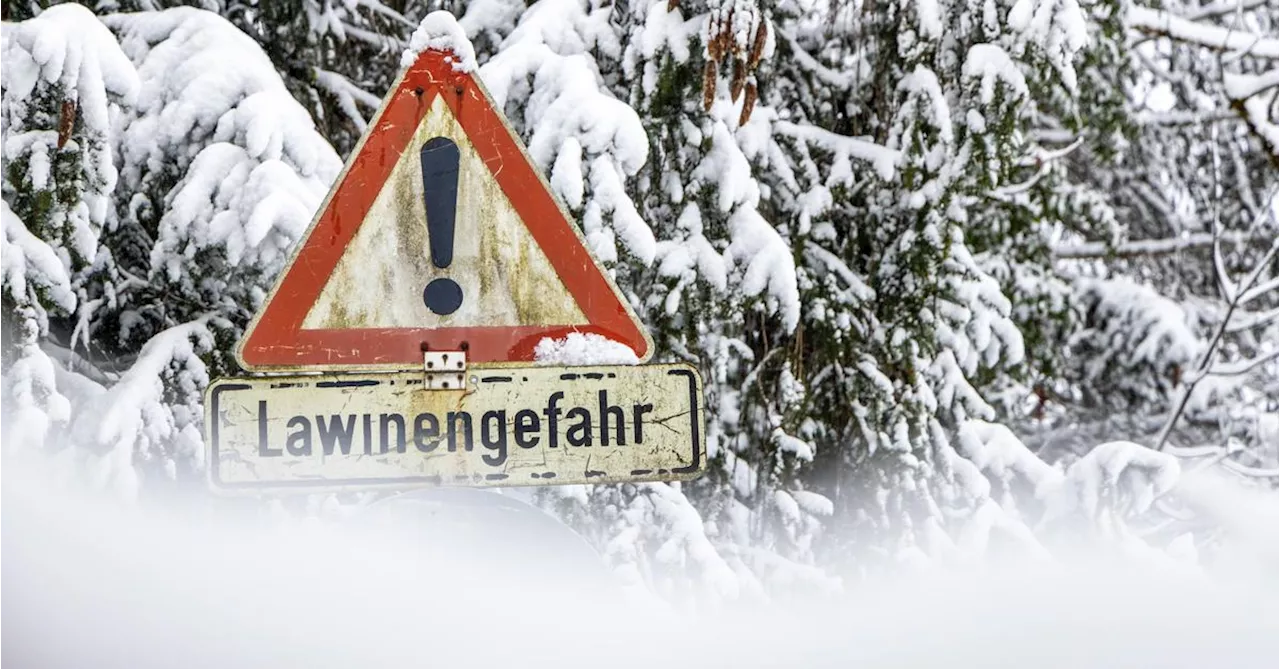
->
[534,333,639,366]
[402,11,477,73]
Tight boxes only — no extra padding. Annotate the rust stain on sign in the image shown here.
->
[205,364,704,494]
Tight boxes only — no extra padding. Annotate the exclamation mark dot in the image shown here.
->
[420,137,463,315]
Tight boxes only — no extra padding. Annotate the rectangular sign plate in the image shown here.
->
[205,364,703,493]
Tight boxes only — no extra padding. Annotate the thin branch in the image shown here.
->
[782,31,855,89]
[1212,127,1236,301]
[1210,349,1279,376]
[774,120,899,181]
[1135,109,1238,126]
[1154,189,1279,451]
[1164,443,1230,458]
[1238,276,1280,304]
[1225,305,1280,333]
[1221,459,1280,477]
[356,0,416,28]
[1053,230,1274,259]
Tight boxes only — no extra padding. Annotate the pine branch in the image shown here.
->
[773,121,899,181]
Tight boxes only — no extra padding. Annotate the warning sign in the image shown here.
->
[236,47,652,371]
[208,23,706,495]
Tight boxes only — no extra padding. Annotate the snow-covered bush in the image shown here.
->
[2,6,338,494]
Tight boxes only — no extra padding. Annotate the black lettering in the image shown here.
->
[379,413,406,454]
[362,413,373,455]
[514,409,540,448]
[566,407,593,447]
[480,410,508,466]
[598,390,625,446]
[258,401,281,456]
[317,414,356,455]
[544,391,564,448]
[632,403,654,444]
[414,413,440,452]
[285,416,312,456]
[447,411,473,452]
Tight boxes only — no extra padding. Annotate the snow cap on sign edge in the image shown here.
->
[402,11,477,72]
[533,333,641,367]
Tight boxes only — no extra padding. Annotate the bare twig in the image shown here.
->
[1155,229,1279,451]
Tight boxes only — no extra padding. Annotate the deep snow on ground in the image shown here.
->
[2,456,1276,669]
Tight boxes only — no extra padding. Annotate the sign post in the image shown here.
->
[204,37,704,493]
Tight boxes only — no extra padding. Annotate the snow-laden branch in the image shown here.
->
[1053,230,1274,259]
[995,138,1085,197]
[340,22,406,50]
[1224,71,1280,154]
[803,241,875,302]
[773,120,899,181]
[1136,109,1239,125]
[314,68,381,132]
[781,32,854,89]
[1209,349,1278,376]
[1185,0,1271,21]
[1128,6,1280,59]
[356,0,416,28]
[1224,70,1280,100]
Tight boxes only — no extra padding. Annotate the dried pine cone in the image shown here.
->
[57,100,76,149]
[748,20,768,70]
[739,81,758,125]
[729,58,747,101]
[702,61,718,111]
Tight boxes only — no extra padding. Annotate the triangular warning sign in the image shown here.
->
[237,48,652,370]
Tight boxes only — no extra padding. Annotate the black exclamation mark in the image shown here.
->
[421,137,463,315]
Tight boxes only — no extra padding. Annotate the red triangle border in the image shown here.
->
[237,50,651,370]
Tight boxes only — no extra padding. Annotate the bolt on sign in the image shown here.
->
[204,38,705,494]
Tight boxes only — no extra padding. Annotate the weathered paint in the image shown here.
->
[235,48,653,371]
[302,96,587,331]
[205,364,704,494]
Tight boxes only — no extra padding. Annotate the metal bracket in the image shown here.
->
[423,350,467,390]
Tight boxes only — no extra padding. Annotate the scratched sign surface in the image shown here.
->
[206,364,703,492]
[303,95,584,332]
[236,48,652,370]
